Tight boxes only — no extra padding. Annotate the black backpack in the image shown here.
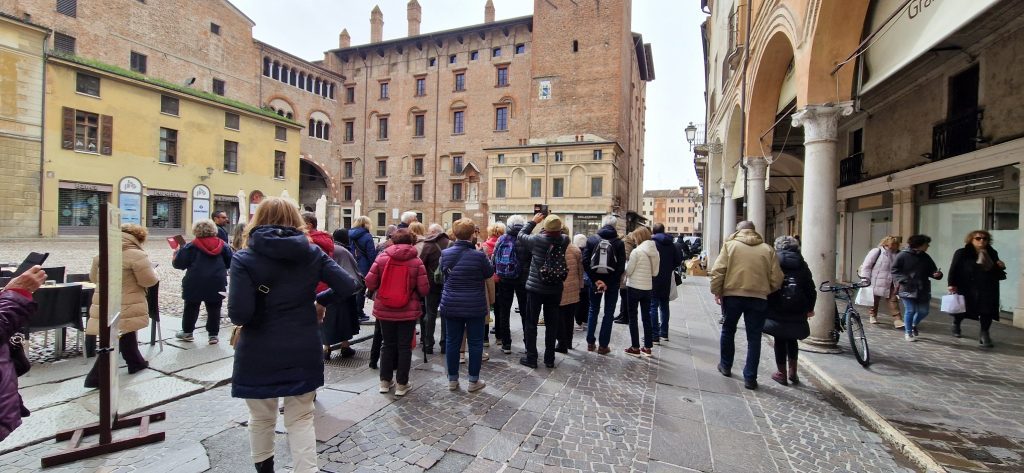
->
[777,275,807,310]
[538,238,569,285]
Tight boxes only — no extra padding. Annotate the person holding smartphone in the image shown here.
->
[172,219,233,344]
[0,266,46,442]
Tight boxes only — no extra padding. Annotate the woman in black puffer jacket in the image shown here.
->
[765,236,816,386]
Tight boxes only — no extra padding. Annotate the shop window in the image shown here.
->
[147,195,184,231]
[58,188,106,234]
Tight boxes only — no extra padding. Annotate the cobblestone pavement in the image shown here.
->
[1,238,921,473]
[792,286,1024,472]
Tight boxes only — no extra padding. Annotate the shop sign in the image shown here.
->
[118,193,142,225]
[147,189,187,198]
[118,177,142,194]
[192,185,211,200]
[192,199,210,224]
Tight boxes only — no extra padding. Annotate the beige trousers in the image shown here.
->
[244,392,317,472]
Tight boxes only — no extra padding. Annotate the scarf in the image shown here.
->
[976,248,994,271]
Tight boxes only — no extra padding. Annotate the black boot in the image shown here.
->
[254,456,274,473]
[952,324,962,338]
[979,330,994,348]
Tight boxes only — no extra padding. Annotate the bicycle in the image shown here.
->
[818,279,871,367]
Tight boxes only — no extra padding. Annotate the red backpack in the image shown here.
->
[376,258,412,309]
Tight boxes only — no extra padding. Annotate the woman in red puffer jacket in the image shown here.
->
[364,228,429,396]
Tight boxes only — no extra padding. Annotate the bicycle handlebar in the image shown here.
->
[819,279,871,293]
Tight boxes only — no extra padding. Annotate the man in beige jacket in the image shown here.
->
[709,221,783,390]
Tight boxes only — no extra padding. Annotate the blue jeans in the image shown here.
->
[650,297,670,338]
[900,297,930,334]
[586,281,620,347]
[720,296,768,381]
[444,316,484,382]
[627,287,653,348]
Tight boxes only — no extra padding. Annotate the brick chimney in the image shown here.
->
[339,28,351,48]
[407,0,421,37]
[484,0,495,23]
[370,5,383,44]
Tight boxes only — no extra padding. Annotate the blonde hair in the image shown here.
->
[632,225,652,243]
[452,218,476,240]
[192,219,218,238]
[409,221,426,237]
[353,216,373,232]
[241,197,304,248]
[488,222,506,238]
[120,223,148,243]
[879,235,901,247]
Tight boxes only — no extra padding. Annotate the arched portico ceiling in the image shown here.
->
[745,31,797,158]
[800,0,871,104]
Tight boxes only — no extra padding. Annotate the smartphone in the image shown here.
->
[13,252,48,277]
[533,203,550,216]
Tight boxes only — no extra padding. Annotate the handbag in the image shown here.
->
[9,332,30,376]
[668,280,679,302]
[673,269,683,286]
[854,287,874,306]
[763,318,810,340]
[940,294,966,314]
[230,269,281,348]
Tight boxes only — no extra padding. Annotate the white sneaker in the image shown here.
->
[395,384,410,396]
[905,333,915,342]
[379,380,394,393]
[468,380,486,392]
[448,381,459,391]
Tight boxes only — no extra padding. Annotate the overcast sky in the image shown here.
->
[232,0,705,191]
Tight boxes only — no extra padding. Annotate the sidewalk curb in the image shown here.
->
[798,356,946,473]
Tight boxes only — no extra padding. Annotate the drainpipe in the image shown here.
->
[39,30,52,237]
[431,45,441,223]
[738,0,752,216]
[360,56,370,222]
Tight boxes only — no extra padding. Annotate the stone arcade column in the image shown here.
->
[745,157,768,233]
[792,102,854,351]
[706,193,724,266]
[722,181,737,238]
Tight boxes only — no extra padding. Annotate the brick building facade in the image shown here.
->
[1,0,652,235]
[644,187,702,236]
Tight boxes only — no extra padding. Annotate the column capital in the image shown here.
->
[791,101,855,144]
[708,193,724,204]
[708,142,724,156]
[722,184,734,198]
[745,156,768,180]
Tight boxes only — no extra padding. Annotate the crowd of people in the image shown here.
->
[2,196,1009,472]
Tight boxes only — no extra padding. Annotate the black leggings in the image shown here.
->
[954,314,994,332]
[773,337,798,367]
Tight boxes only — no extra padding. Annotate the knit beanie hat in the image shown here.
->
[542,214,563,232]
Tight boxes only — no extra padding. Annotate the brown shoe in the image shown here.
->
[587,344,596,352]
[597,346,611,355]
[893,316,905,329]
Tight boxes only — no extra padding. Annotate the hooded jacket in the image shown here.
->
[651,233,684,299]
[439,240,495,317]
[87,232,159,336]
[583,224,626,285]
[626,240,660,290]
[482,234,499,258]
[364,244,430,322]
[308,230,336,293]
[891,248,940,301]
[0,291,35,441]
[229,225,360,399]
[709,229,783,299]
[419,232,452,294]
[348,226,377,276]
[493,223,532,287]
[520,220,569,295]
[768,248,817,319]
[172,236,232,302]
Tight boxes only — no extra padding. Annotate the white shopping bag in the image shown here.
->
[940,294,966,314]
[668,280,679,301]
[854,287,874,306]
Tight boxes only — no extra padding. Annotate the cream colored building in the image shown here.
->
[0,14,48,237]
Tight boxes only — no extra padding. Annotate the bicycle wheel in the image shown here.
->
[845,308,871,367]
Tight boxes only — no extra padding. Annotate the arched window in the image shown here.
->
[280,65,289,83]
[309,111,332,140]
[263,57,271,76]
[315,121,323,138]
[316,78,323,96]
[323,123,330,140]
[298,72,305,90]
[308,118,315,137]
[272,61,280,80]
[286,112,293,119]
[289,69,297,86]
[306,76,313,92]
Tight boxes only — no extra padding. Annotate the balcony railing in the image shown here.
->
[839,152,864,187]
[932,109,983,162]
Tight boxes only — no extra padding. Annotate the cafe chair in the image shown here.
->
[42,267,66,284]
[0,277,10,287]
[66,273,91,283]
[27,284,85,360]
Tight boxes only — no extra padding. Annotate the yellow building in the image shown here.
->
[0,14,49,237]
[42,55,302,237]
[486,139,622,236]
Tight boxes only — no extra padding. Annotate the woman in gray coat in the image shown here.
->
[858,236,904,328]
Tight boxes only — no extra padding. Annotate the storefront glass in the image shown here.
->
[58,188,107,234]
[918,199,985,302]
[146,196,184,233]
[845,210,893,281]
[573,214,602,237]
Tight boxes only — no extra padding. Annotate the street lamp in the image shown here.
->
[684,122,698,150]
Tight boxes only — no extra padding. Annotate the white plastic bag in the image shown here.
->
[669,280,679,301]
[940,294,966,314]
[854,287,874,306]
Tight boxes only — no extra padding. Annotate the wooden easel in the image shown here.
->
[41,201,165,468]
